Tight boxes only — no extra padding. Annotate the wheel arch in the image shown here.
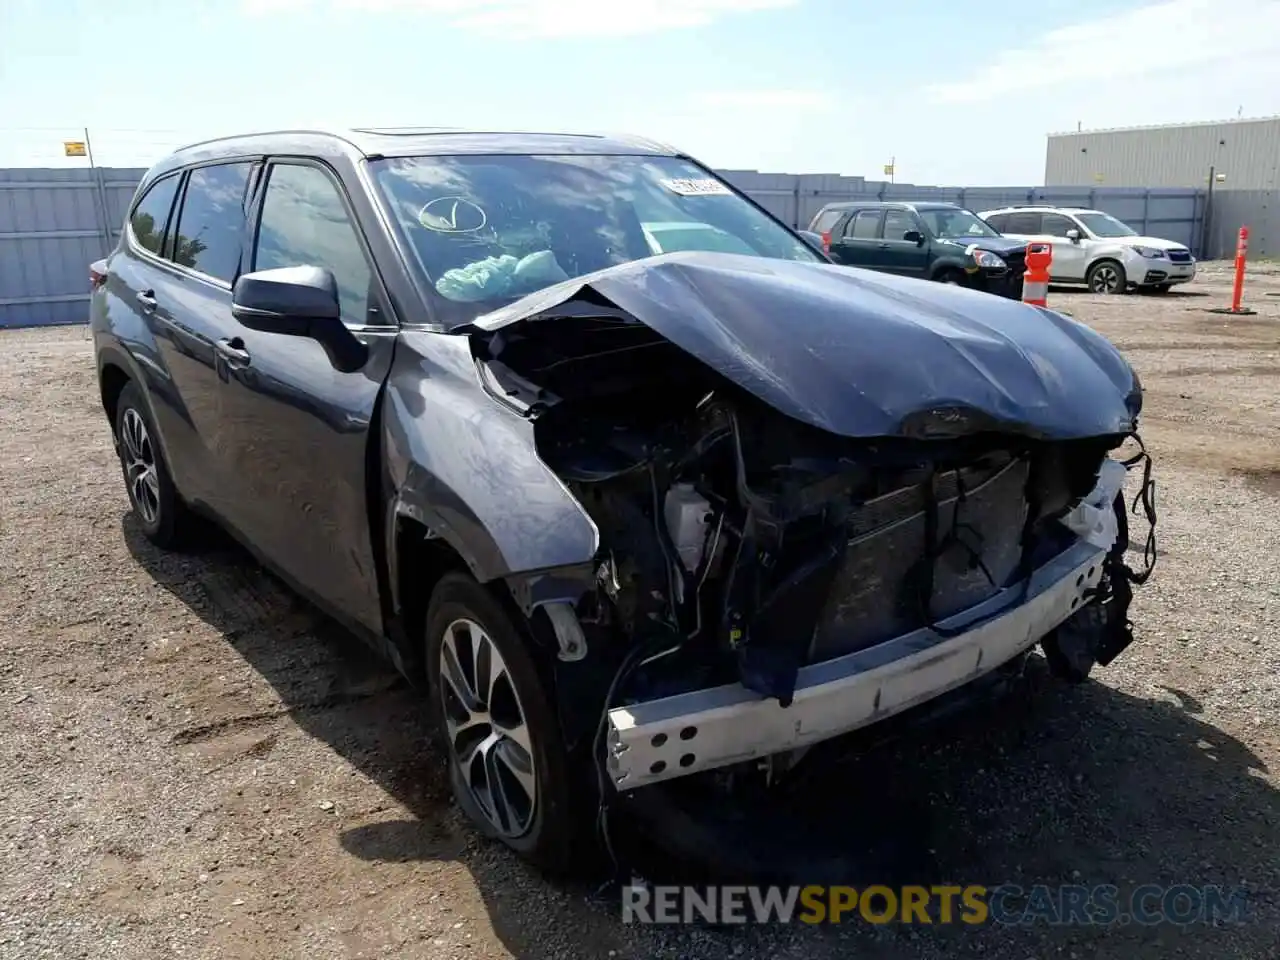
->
[1086,256,1128,289]
[929,257,971,281]
[99,361,132,428]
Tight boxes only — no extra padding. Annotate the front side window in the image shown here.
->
[1076,212,1138,238]
[919,208,1000,240]
[1040,213,1079,238]
[983,213,1008,232]
[172,163,253,283]
[130,174,181,256]
[370,153,820,326]
[883,209,919,241]
[254,163,375,325]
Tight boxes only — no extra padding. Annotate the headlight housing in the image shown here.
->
[969,248,1007,269]
[1131,246,1166,259]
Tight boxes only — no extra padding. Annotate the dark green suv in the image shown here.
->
[807,201,1028,299]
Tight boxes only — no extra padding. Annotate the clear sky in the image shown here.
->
[2,0,1278,185]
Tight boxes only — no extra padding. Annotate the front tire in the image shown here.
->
[936,267,966,286]
[1086,259,1127,294]
[114,381,192,549]
[425,573,580,873]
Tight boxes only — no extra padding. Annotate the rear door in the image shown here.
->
[211,158,396,636]
[131,160,259,515]
[878,208,930,278]
[827,208,883,268]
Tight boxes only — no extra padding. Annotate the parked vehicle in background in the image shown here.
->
[806,201,1028,299]
[979,206,1196,294]
[91,128,1155,876]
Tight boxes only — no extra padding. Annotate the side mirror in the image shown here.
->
[1065,229,1081,243]
[902,230,924,246]
[232,266,367,372]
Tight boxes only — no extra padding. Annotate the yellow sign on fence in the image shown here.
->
[63,141,87,157]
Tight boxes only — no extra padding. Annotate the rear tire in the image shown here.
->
[1086,259,1127,294]
[425,573,582,874]
[114,381,193,549]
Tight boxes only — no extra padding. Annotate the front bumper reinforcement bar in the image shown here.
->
[606,540,1108,790]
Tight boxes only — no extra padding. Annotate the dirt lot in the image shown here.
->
[2,265,1279,959]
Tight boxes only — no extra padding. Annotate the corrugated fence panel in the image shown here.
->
[0,166,145,328]
[1207,189,1280,262]
[2,165,1260,328]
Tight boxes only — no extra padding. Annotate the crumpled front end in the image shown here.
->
[466,252,1157,789]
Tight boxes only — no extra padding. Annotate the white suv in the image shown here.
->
[978,206,1196,294]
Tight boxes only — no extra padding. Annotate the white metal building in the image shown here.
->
[1045,116,1280,190]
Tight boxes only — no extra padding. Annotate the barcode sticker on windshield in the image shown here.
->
[659,178,733,197]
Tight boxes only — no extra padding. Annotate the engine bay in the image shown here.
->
[474,313,1135,707]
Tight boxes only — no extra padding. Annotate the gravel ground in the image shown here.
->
[2,265,1278,959]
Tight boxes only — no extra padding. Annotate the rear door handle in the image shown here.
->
[136,290,157,312]
[877,242,890,249]
[214,337,251,365]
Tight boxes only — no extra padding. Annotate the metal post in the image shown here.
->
[84,127,113,257]
[1200,165,1216,260]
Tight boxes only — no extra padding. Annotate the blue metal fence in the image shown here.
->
[0,165,1209,329]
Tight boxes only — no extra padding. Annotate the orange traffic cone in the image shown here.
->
[1022,243,1052,308]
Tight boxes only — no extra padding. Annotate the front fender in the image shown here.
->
[383,334,600,587]
[929,255,976,280]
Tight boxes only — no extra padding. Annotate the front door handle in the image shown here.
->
[877,242,890,249]
[136,290,157,312]
[214,337,251,365]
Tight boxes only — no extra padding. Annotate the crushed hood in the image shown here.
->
[468,252,1142,441]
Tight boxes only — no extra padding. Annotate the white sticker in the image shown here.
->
[659,177,733,197]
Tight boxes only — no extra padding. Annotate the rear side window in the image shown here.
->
[845,210,880,239]
[810,209,843,234]
[1004,212,1043,234]
[984,213,1008,232]
[130,174,181,256]
[253,163,375,325]
[172,162,253,283]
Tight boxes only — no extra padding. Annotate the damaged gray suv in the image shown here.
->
[91,128,1157,873]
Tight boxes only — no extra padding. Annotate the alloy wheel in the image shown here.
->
[121,408,160,525]
[438,618,538,838]
[1090,264,1121,293]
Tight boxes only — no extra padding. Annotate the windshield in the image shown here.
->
[370,154,821,326]
[919,208,1001,240]
[1076,212,1138,238]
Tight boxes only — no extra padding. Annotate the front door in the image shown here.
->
[1038,212,1091,281]
[212,159,394,637]
[877,208,931,278]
